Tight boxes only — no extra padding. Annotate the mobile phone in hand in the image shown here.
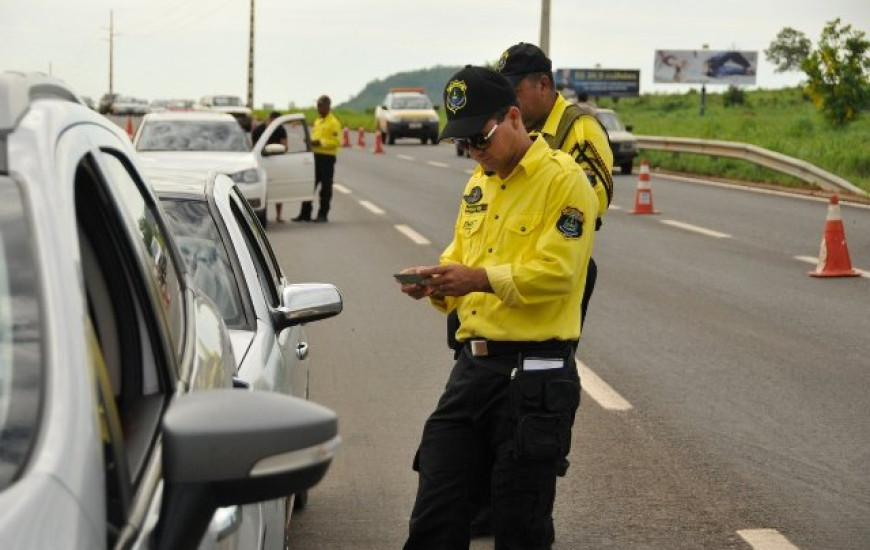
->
[393,273,428,285]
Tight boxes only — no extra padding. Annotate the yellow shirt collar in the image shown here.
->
[539,92,571,139]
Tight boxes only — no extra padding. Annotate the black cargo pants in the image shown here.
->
[403,343,579,550]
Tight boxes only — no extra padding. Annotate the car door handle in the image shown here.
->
[296,342,309,360]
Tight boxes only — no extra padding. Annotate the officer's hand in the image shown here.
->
[396,267,435,300]
[417,264,491,297]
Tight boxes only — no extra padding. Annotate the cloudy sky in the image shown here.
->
[2,0,868,107]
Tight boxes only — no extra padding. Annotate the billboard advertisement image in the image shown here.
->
[654,50,758,85]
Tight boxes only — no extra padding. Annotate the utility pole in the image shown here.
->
[246,0,255,109]
[109,10,114,95]
[539,0,551,55]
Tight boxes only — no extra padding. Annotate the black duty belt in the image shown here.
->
[463,339,574,358]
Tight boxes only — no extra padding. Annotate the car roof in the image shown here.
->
[0,71,83,132]
[145,167,212,199]
[143,111,237,122]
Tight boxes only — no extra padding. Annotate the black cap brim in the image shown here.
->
[439,113,491,141]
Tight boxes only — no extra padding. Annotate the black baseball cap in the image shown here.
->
[495,42,553,86]
[440,65,517,140]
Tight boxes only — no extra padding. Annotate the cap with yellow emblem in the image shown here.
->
[440,65,517,141]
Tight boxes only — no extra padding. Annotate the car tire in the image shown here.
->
[430,134,439,145]
[380,130,388,144]
[388,134,396,145]
[621,163,633,175]
[420,136,428,145]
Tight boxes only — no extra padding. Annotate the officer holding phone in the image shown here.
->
[396,66,598,549]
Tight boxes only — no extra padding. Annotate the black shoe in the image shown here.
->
[291,216,311,222]
[313,216,328,223]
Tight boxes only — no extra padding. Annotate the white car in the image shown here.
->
[133,111,315,227]
[197,94,253,131]
[374,87,440,145]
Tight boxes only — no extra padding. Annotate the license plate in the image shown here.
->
[408,122,422,129]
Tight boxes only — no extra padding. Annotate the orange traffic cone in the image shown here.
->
[125,116,134,139]
[629,159,659,214]
[357,127,366,148]
[373,131,384,154]
[809,195,860,277]
[342,126,350,148]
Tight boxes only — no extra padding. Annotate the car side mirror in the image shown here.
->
[381,105,388,110]
[155,390,339,550]
[262,143,287,156]
[625,125,634,132]
[274,283,343,330]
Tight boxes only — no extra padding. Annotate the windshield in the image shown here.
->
[595,111,626,132]
[213,96,243,107]
[159,199,247,329]
[390,96,433,110]
[0,177,43,490]
[136,120,250,152]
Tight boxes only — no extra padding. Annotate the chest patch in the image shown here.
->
[556,207,584,239]
[464,203,488,214]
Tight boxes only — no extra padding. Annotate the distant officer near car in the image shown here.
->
[397,65,598,549]
[292,95,341,223]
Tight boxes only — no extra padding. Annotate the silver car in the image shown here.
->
[147,167,343,541]
[0,71,340,549]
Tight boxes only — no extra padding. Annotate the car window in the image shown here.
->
[213,96,243,107]
[160,198,249,329]
[391,96,432,109]
[283,120,309,154]
[0,176,43,491]
[136,120,249,152]
[98,151,186,368]
[229,187,281,306]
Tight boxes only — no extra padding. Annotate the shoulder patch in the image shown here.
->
[556,207,584,239]
[463,186,483,204]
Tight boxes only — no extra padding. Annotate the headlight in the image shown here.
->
[229,168,262,184]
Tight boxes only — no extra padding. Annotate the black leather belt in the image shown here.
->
[463,339,573,357]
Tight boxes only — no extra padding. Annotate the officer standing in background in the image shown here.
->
[292,95,341,223]
[397,65,598,549]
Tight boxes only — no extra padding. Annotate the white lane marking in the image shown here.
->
[427,161,449,168]
[737,529,801,550]
[397,154,415,161]
[660,219,732,239]
[464,169,474,175]
[358,200,385,215]
[334,183,351,194]
[394,224,430,245]
[794,255,869,278]
[576,359,633,411]
[609,204,623,210]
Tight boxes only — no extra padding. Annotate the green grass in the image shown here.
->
[595,87,870,194]
[256,87,870,194]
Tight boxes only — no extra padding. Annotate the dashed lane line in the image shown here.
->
[359,200,384,215]
[396,154,415,161]
[660,219,732,239]
[794,255,869,278]
[427,161,450,168]
[737,529,801,550]
[394,224,430,245]
[576,359,633,411]
[334,183,351,194]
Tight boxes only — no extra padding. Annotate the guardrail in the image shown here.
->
[635,135,868,197]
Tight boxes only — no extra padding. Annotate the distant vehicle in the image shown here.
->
[133,111,315,227]
[0,70,339,549]
[198,94,253,131]
[110,95,150,116]
[79,95,96,110]
[97,91,119,114]
[149,98,169,113]
[374,87,440,145]
[593,107,638,174]
[167,98,195,111]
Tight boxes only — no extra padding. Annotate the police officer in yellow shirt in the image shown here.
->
[292,94,341,222]
[398,66,598,550]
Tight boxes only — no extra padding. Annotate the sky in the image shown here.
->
[2,0,868,108]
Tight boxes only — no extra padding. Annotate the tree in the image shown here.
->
[765,27,811,73]
[801,18,870,125]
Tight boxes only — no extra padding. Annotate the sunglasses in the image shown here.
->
[453,123,499,152]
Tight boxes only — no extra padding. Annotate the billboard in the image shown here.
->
[555,68,640,98]
[654,50,758,85]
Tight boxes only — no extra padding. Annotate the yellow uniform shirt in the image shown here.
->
[312,112,342,156]
[537,93,613,225]
[432,137,599,342]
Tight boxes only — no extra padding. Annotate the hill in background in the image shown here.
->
[338,65,462,111]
